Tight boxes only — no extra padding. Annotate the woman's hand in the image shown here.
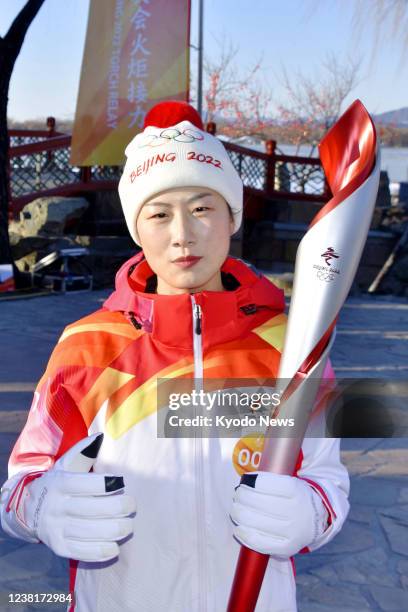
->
[230,472,329,557]
[14,433,137,563]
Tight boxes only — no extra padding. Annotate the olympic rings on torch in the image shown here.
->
[316,269,336,282]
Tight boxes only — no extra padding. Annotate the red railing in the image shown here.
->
[223,140,330,203]
[8,118,330,219]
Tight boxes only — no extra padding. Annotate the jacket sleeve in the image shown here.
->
[0,333,88,542]
[296,358,350,553]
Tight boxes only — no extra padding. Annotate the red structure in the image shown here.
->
[8,119,330,220]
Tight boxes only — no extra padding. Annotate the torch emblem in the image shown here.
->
[321,247,339,266]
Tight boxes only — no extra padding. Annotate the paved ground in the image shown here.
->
[0,289,407,611]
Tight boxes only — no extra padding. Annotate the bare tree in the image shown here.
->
[0,0,45,279]
[277,54,361,154]
[192,35,273,138]
[202,38,242,123]
[352,0,408,57]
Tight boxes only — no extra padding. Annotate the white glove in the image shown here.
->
[230,472,328,557]
[9,433,136,563]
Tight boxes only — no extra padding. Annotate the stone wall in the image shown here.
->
[9,195,138,288]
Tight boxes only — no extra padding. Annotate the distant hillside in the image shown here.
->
[8,118,74,133]
[374,107,408,127]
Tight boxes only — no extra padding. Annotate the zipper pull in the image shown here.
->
[194,304,202,335]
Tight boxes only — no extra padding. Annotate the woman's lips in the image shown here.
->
[172,257,202,268]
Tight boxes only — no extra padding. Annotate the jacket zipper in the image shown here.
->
[191,297,207,612]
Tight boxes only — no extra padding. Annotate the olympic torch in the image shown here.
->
[227,99,380,611]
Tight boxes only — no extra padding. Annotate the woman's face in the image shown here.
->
[136,187,235,294]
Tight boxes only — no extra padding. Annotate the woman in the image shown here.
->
[0,101,349,611]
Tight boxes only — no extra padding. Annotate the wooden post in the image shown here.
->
[46,116,56,137]
[80,166,92,183]
[46,116,55,165]
[206,121,216,135]
[265,139,276,195]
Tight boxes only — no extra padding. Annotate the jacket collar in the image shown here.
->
[103,251,285,349]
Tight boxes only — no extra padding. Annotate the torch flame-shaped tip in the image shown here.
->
[311,100,378,229]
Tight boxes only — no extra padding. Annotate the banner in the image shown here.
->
[70,0,191,166]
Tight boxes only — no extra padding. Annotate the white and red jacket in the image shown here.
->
[1,252,350,611]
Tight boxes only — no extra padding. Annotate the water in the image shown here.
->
[380,147,408,183]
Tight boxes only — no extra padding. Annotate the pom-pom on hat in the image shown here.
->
[118,100,243,246]
[143,100,204,130]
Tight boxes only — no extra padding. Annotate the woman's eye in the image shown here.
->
[150,207,209,219]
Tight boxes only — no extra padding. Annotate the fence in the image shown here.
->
[8,118,331,219]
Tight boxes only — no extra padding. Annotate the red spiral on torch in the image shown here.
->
[310,99,377,228]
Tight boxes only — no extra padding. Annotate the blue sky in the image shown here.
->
[1,0,407,122]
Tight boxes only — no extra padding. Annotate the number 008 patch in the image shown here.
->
[232,435,265,476]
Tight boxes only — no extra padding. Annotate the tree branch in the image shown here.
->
[4,0,45,62]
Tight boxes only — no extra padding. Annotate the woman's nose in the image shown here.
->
[171,214,196,247]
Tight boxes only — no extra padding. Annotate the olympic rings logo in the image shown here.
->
[316,270,336,282]
[138,127,205,148]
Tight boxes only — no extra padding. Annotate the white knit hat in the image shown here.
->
[118,120,243,246]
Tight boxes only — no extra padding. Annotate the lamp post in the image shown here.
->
[197,0,204,119]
